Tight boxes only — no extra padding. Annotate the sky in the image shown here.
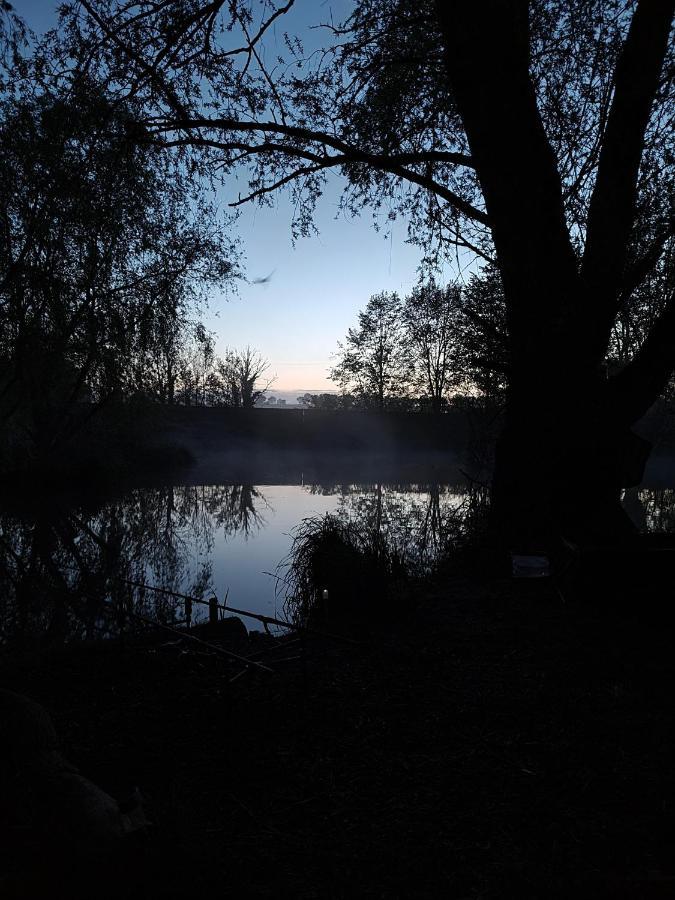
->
[12,0,433,393]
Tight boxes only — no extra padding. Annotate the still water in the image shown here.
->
[0,479,473,646]
[0,477,672,646]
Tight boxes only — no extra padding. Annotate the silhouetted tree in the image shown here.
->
[174,334,272,408]
[402,280,459,411]
[65,0,675,546]
[175,325,216,406]
[336,273,508,407]
[0,72,233,463]
[331,292,410,409]
[223,346,274,408]
[453,267,509,399]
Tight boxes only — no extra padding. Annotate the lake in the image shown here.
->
[0,468,673,647]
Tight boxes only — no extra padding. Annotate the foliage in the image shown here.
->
[453,267,509,398]
[57,1,672,268]
[297,393,355,411]
[279,479,491,625]
[278,513,409,626]
[13,1,675,538]
[174,332,273,408]
[330,291,411,409]
[400,280,460,410]
[0,0,24,78]
[0,68,234,462]
[329,269,508,407]
[221,346,274,408]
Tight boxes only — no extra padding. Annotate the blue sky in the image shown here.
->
[12,1,434,392]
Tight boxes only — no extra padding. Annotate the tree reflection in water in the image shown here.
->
[306,484,675,571]
[0,484,270,648]
[0,482,672,648]
[304,480,488,573]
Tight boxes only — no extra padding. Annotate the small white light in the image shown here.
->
[322,589,329,600]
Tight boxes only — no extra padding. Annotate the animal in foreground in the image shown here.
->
[0,688,147,852]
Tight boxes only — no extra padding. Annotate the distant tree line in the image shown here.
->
[323,252,674,414]
[323,270,508,412]
[172,331,273,409]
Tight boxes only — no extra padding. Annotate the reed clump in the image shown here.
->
[280,514,409,626]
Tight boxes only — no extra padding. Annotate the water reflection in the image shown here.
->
[315,481,487,573]
[0,484,270,648]
[0,480,672,648]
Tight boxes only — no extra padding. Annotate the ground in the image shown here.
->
[1,570,673,899]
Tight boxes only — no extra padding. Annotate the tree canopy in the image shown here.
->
[0,54,235,462]
[26,1,675,541]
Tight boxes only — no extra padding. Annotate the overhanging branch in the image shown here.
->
[151,117,486,224]
[151,117,474,168]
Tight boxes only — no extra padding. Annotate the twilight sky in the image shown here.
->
[13,0,444,393]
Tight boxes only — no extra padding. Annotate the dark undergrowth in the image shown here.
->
[1,573,673,898]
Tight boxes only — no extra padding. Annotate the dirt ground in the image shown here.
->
[1,572,673,899]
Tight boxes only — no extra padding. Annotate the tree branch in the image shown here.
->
[617,222,674,307]
[229,163,329,206]
[226,0,296,59]
[150,117,474,167]
[79,0,190,118]
[151,117,485,223]
[607,288,675,426]
[435,0,580,345]
[582,0,675,319]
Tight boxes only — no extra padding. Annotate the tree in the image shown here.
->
[172,333,272,408]
[331,292,410,409]
[335,274,508,408]
[297,393,352,411]
[0,70,233,462]
[175,325,217,406]
[221,346,274,408]
[66,0,675,547]
[434,1,674,545]
[401,279,460,411]
[453,267,509,400]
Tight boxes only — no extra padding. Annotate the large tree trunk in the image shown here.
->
[436,0,674,549]
[491,376,649,549]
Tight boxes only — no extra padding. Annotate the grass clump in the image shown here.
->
[279,514,409,626]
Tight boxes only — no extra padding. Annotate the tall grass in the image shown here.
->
[278,515,409,625]
[278,484,490,625]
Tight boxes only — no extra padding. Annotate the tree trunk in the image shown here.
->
[490,372,648,549]
[435,0,673,550]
